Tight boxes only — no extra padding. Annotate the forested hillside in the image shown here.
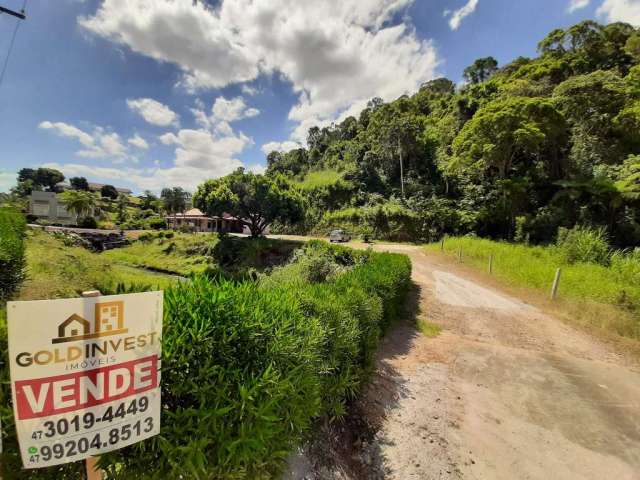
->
[265,21,640,247]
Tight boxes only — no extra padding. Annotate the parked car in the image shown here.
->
[329,229,351,243]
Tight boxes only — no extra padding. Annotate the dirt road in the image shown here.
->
[285,241,640,480]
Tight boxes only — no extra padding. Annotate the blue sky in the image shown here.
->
[0,0,637,194]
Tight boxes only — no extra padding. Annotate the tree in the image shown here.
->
[116,194,129,224]
[101,184,119,199]
[420,78,455,95]
[70,177,89,191]
[625,33,640,62]
[463,57,499,84]
[60,190,96,223]
[161,187,190,215]
[140,190,159,211]
[17,168,36,184]
[193,168,304,237]
[34,168,64,191]
[14,167,64,194]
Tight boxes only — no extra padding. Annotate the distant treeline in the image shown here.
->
[265,21,640,247]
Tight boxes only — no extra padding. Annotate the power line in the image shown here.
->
[0,0,27,89]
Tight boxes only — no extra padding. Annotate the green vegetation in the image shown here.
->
[0,208,26,300]
[264,21,640,247]
[417,319,442,338]
[295,169,344,190]
[19,230,178,300]
[102,232,217,276]
[194,169,305,237]
[426,233,640,339]
[0,241,411,479]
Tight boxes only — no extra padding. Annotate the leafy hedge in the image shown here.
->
[0,208,26,301]
[0,244,410,479]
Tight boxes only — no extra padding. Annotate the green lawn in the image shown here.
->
[16,230,178,301]
[426,236,640,340]
[101,233,218,276]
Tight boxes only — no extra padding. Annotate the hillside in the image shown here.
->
[265,21,640,247]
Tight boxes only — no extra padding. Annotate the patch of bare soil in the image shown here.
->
[284,242,640,480]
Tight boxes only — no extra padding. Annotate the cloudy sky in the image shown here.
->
[0,0,638,193]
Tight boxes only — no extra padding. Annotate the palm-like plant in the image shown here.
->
[60,190,96,223]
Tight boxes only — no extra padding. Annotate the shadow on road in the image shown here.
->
[298,281,423,480]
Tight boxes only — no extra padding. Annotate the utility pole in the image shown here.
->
[398,139,405,198]
[0,2,27,88]
[0,5,26,20]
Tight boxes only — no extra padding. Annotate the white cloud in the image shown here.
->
[448,0,479,30]
[159,132,178,145]
[241,84,259,96]
[261,141,301,154]
[597,0,640,25]
[246,164,266,174]
[80,0,440,144]
[211,96,260,122]
[39,121,129,161]
[567,0,590,12]
[0,171,15,193]
[128,134,149,149]
[126,98,178,126]
[38,121,94,147]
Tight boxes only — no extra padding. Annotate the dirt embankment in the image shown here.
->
[285,242,640,480]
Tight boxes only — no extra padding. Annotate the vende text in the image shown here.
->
[14,355,158,419]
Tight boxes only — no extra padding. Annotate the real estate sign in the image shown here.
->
[7,291,163,469]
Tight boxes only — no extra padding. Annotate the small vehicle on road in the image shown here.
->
[329,229,351,243]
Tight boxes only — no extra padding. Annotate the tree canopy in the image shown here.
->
[260,20,640,247]
[101,184,119,200]
[193,168,304,237]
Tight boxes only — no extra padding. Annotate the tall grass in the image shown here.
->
[101,233,218,276]
[426,236,640,339]
[296,169,343,190]
[0,208,26,300]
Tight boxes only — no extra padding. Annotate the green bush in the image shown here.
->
[0,208,27,300]
[77,216,98,229]
[556,225,611,265]
[146,217,167,230]
[0,243,410,479]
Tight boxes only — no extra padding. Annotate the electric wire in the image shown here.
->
[0,0,27,89]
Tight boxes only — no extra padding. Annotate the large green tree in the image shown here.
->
[194,169,304,237]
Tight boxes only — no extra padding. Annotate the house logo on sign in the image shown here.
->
[52,301,128,344]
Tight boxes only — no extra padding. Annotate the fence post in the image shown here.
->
[489,254,493,274]
[440,238,445,252]
[458,247,462,262]
[550,268,562,300]
[82,290,104,480]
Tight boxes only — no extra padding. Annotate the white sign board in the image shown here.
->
[7,291,163,469]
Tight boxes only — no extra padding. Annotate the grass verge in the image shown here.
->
[426,237,640,341]
[101,233,217,276]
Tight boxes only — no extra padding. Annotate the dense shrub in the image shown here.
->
[0,243,410,478]
[146,217,167,230]
[556,225,611,265]
[77,216,98,228]
[0,208,27,300]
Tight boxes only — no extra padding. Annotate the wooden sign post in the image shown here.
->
[81,291,103,480]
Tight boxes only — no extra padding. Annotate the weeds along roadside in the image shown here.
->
[0,239,411,479]
[427,233,640,342]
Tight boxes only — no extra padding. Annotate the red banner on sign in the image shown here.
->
[14,355,158,419]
